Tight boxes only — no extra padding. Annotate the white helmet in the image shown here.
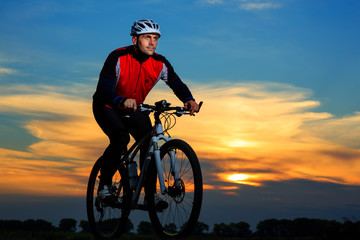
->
[130,19,161,37]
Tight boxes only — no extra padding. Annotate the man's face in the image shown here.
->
[132,33,159,56]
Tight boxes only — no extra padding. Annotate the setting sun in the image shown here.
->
[228,174,249,182]
[222,173,262,187]
[227,140,255,148]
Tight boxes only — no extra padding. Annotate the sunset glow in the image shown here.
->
[1,83,360,197]
[1,0,360,228]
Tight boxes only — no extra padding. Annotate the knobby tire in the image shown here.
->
[146,139,203,239]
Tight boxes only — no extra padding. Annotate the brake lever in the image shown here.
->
[196,101,203,113]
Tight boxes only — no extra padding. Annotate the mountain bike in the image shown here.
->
[86,100,203,239]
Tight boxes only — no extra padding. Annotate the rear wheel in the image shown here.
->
[86,157,131,239]
[146,139,203,239]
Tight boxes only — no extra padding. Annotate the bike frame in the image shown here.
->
[120,110,180,209]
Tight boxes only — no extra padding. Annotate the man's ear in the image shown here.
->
[132,36,138,45]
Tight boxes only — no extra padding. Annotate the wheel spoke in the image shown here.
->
[147,140,203,238]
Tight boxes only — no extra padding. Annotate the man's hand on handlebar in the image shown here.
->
[184,100,199,116]
[121,98,137,111]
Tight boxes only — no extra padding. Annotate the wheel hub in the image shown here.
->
[167,179,185,203]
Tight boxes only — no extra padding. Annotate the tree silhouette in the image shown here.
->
[0,219,54,232]
[1,217,359,238]
[137,221,155,234]
[256,218,351,238]
[256,218,289,237]
[342,220,360,238]
[213,222,232,236]
[59,218,77,232]
[229,221,252,237]
[0,220,22,231]
[125,219,134,233]
[22,219,55,232]
[213,221,252,237]
[192,221,209,235]
[79,220,90,233]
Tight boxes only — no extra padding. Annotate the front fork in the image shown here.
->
[152,136,180,195]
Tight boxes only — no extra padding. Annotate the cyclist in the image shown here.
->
[92,19,200,200]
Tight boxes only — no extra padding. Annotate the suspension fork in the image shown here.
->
[169,149,180,185]
[153,143,167,195]
[152,119,180,194]
[153,139,181,194]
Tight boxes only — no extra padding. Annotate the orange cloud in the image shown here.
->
[149,82,360,186]
[0,82,359,197]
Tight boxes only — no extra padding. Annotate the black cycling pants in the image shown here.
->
[93,101,152,186]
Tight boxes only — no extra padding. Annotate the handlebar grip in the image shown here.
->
[197,101,203,113]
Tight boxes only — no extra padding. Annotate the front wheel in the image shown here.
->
[146,139,203,239]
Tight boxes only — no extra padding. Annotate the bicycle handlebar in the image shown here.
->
[139,100,203,116]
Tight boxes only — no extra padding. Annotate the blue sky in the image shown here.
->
[1,0,359,115]
[1,0,360,231]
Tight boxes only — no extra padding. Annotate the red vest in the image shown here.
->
[114,48,166,104]
[96,45,193,107]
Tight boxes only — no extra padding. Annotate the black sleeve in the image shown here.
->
[93,50,123,106]
[159,55,195,103]
[167,75,195,103]
[93,76,122,107]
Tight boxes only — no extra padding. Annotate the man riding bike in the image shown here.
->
[92,19,200,200]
